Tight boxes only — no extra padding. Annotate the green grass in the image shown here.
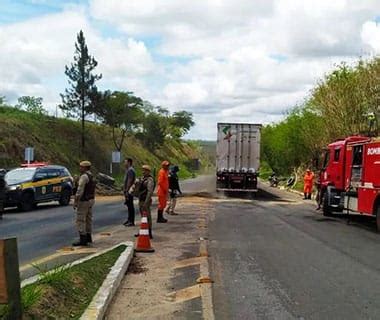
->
[0,106,212,182]
[0,245,127,320]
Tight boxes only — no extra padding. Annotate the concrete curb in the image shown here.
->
[20,242,134,320]
[81,242,134,320]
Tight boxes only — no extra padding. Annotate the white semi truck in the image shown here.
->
[216,123,262,193]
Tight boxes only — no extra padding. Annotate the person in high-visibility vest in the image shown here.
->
[157,160,170,223]
[303,169,314,200]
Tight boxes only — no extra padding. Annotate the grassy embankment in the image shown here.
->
[0,245,126,319]
[0,106,212,182]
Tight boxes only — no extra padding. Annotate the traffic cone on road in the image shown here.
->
[135,211,155,253]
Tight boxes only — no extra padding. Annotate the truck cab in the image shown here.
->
[319,136,380,230]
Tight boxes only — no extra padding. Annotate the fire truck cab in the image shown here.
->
[319,135,380,230]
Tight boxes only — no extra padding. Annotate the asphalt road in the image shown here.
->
[209,184,380,320]
[0,175,213,265]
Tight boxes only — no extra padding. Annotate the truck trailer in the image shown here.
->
[319,135,380,230]
[216,123,261,194]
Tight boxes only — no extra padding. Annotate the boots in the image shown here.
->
[72,234,88,246]
[87,233,92,243]
[303,193,307,200]
[149,228,153,239]
[157,209,168,223]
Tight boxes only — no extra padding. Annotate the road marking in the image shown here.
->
[199,233,215,320]
[166,285,201,303]
[173,256,207,269]
[199,239,209,257]
[20,252,62,271]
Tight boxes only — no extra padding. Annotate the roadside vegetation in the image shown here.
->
[262,57,380,177]
[0,245,126,319]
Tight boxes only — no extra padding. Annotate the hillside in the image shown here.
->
[0,106,211,179]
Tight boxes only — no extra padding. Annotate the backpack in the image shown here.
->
[129,175,155,198]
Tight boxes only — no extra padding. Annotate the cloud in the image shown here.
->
[2,0,380,138]
[0,7,155,112]
[361,20,380,54]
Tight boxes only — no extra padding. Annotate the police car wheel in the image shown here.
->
[20,192,35,212]
[59,188,71,206]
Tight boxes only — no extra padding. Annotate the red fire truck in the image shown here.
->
[319,135,380,229]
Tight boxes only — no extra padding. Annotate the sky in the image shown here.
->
[1,0,380,140]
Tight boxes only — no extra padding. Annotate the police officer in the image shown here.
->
[0,169,6,220]
[138,165,155,239]
[73,161,96,246]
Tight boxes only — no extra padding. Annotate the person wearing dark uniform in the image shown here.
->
[73,161,96,246]
[123,158,136,226]
[166,165,182,215]
[138,165,155,239]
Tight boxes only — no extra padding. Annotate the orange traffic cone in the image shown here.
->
[135,211,155,253]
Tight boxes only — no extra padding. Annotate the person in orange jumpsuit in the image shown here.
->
[303,169,314,200]
[157,160,170,223]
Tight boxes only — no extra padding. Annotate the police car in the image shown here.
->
[4,163,74,211]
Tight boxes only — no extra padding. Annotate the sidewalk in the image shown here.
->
[105,196,214,320]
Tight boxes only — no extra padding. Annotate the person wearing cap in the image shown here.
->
[303,168,314,200]
[157,160,170,223]
[73,160,96,246]
[138,165,155,238]
[166,165,182,215]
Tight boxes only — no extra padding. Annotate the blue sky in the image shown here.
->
[0,0,79,24]
[1,0,380,139]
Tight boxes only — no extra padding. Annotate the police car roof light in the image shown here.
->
[20,162,49,168]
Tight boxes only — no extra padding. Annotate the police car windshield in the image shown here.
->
[5,168,36,185]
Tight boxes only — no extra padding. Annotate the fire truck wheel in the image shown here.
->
[322,193,332,217]
[376,204,380,232]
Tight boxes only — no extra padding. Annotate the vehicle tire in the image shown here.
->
[322,192,332,217]
[376,203,380,233]
[286,177,295,187]
[59,188,72,206]
[20,192,35,212]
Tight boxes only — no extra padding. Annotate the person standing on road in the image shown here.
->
[138,165,155,239]
[73,161,96,246]
[166,165,182,215]
[303,169,314,200]
[157,160,170,223]
[123,158,136,227]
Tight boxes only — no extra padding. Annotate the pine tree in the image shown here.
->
[60,30,102,152]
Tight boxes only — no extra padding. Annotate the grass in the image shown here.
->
[0,245,126,320]
[0,106,212,182]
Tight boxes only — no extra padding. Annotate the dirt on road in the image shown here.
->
[105,196,215,320]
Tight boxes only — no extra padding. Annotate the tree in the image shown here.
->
[0,96,5,107]
[94,91,144,151]
[59,30,102,152]
[169,111,194,138]
[16,96,46,115]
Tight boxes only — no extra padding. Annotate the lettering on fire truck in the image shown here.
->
[367,147,380,155]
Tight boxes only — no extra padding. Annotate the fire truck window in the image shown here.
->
[334,149,340,162]
[352,146,363,166]
[322,151,330,169]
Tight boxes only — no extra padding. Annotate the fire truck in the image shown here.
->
[319,135,380,230]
